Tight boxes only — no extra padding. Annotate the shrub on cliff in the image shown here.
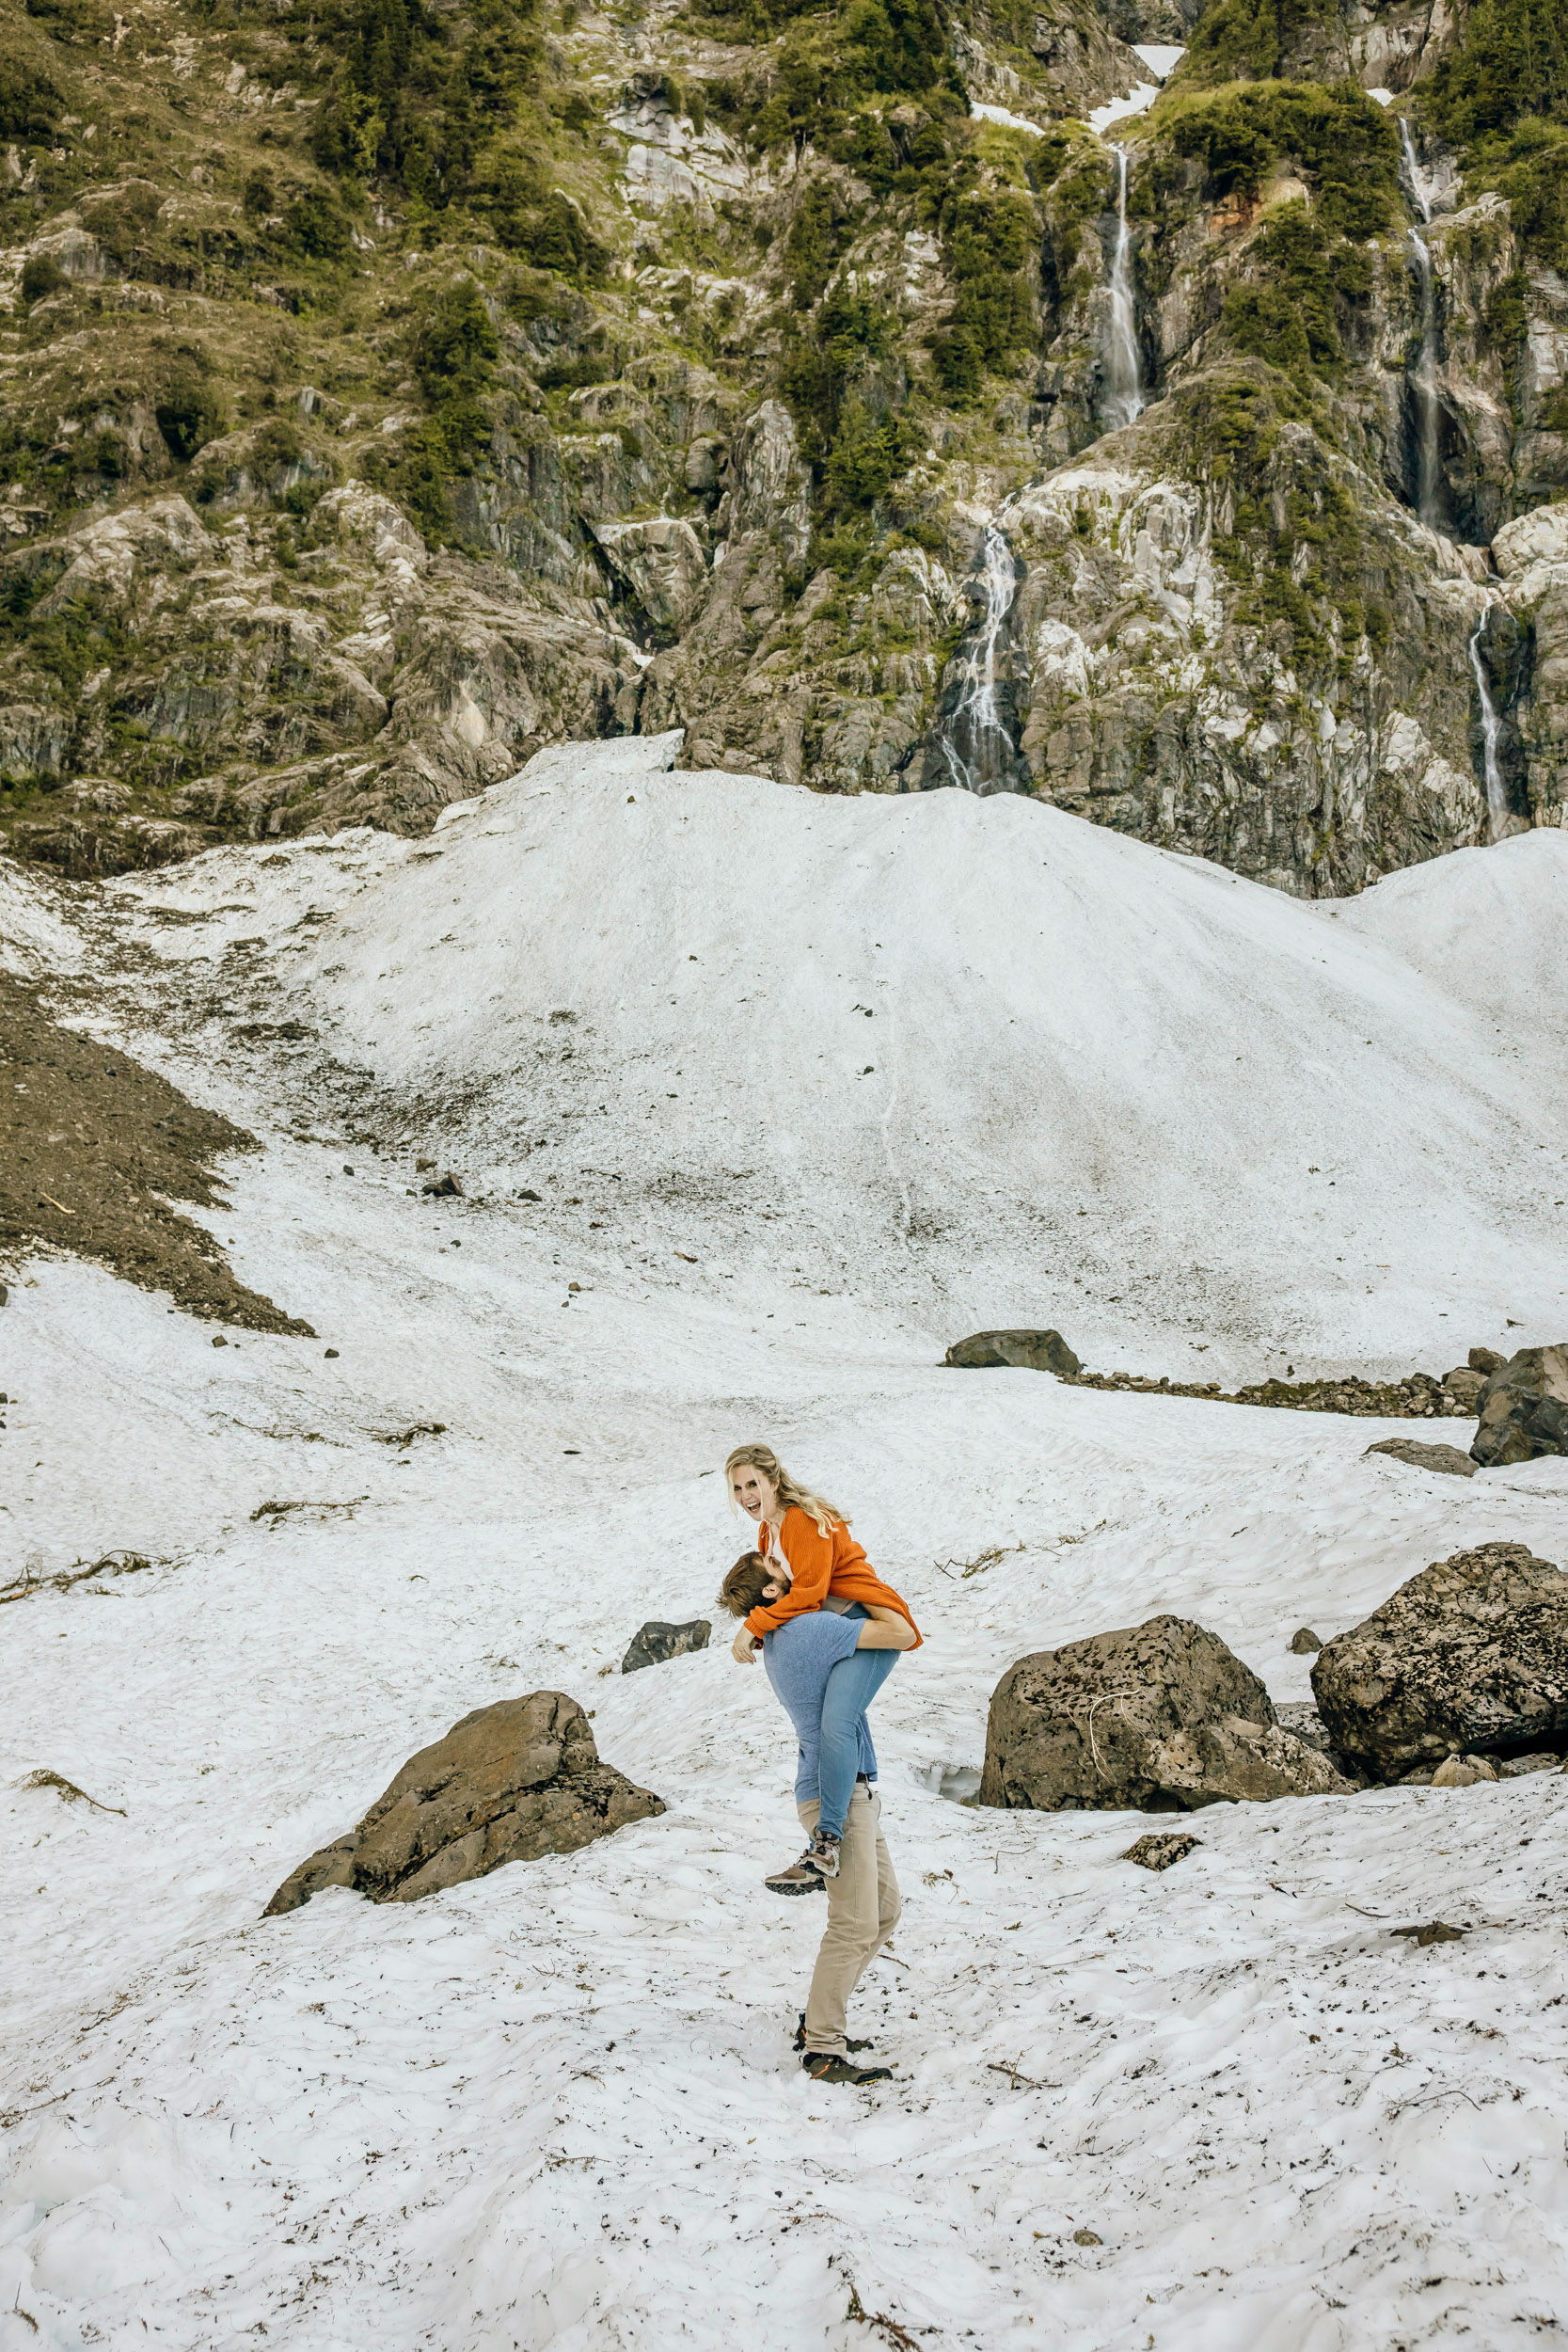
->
[1160,78,1399,233]
[930,184,1039,399]
[1426,0,1566,145]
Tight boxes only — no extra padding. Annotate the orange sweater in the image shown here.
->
[745,1507,923,1646]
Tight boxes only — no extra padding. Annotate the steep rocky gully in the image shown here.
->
[0,0,1565,895]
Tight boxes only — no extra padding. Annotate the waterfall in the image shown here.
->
[1101,144,1145,433]
[1468,613,1510,842]
[1399,119,1444,530]
[930,520,1023,795]
[1399,118,1435,225]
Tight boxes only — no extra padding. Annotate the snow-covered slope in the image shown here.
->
[114,735,1568,1380]
[3,751,1568,2352]
[1332,828,1568,1048]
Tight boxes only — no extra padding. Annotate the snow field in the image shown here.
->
[110,740,1568,1382]
[3,749,1568,2347]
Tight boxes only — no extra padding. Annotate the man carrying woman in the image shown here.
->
[719,1443,920,2087]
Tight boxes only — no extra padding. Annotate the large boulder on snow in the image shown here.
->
[263,1692,664,1914]
[945,1327,1081,1375]
[978,1614,1353,1813]
[1470,1345,1568,1467]
[1310,1542,1568,1777]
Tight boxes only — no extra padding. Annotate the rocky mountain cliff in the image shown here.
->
[0,0,1563,893]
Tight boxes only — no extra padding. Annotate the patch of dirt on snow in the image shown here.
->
[0,973,313,1334]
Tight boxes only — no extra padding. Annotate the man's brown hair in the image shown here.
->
[719,1550,777,1619]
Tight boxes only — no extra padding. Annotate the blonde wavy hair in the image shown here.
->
[723,1443,847,1537]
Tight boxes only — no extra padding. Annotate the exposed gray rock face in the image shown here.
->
[590,518,710,639]
[953,14,1152,122]
[622,1618,711,1673]
[979,1614,1354,1812]
[263,1692,664,1914]
[1470,1345,1568,1467]
[1367,1438,1478,1478]
[984,405,1496,898]
[945,1328,1082,1375]
[1311,1542,1568,1777]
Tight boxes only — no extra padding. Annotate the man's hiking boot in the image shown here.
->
[794,2012,873,2053]
[764,1827,841,1896]
[800,2050,894,2085]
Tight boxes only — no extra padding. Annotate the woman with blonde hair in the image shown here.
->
[723,1444,920,1650]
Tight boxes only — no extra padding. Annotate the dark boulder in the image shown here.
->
[1470,1345,1568,1467]
[978,1613,1352,1813]
[1367,1438,1477,1479]
[1288,1628,1323,1653]
[264,1692,664,1914]
[945,1328,1081,1375]
[623,1618,710,1673]
[1310,1542,1568,1778]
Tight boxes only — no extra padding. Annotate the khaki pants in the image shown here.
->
[798,1781,901,2058]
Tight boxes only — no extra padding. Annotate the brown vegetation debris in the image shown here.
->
[0,974,313,1333]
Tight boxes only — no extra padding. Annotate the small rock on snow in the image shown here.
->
[1122,1831,1200,1871]
[1366,1437,1477,1478]
[1391,1919,1465,1947]
[1430,1753,1500,1788]
[622,1618,712,1674]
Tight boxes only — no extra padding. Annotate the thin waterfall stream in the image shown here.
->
[1101,143,1145,432]
[1399,119,1445,530]
[1468,610,1510,842]
[931,517,1023,793]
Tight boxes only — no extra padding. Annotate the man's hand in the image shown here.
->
[731,1626,759,1664]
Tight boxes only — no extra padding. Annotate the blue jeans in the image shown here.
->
[817,1647,899,1839]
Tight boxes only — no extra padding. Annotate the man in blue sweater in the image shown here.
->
[721,1553,911,2086]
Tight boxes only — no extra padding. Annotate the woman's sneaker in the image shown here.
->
[800,2050,894,2085]
[764,1829,841,1895]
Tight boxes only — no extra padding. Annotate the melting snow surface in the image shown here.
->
[3,740,1567,2349]
[1088,45,1183,135]
[970,101,1046,137]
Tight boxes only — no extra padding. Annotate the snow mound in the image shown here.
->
[121,735,1568,1370]
[1330,829,1568,1050]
